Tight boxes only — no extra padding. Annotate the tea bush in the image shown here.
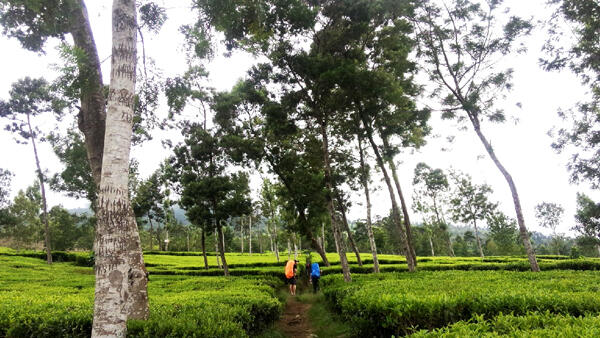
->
[322,270,600,336]
[0,255,283,337]
[409,312,600,337]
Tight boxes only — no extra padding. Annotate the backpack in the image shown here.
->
[310,262,320,277]
[285,260,295,278]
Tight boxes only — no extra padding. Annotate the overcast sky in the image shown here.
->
[1,0,598,236]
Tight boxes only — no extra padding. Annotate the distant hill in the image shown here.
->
[69,207,93,216]
[173,206,190,225]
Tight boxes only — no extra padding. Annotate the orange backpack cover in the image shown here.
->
[285,260,295,278]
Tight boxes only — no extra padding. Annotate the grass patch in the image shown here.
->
[304,293,351,338]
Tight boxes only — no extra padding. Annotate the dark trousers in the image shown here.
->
[311,276,320,293]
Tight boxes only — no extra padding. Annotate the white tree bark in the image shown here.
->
[293,233,298,259]
[274,219,280,262]
[215,228,221,268]
[240,218,244,254]
[26,113,52,265]
[92,1,142,336]
[473,219,484,258]
[248,215,252,256]
[321,223,326,251]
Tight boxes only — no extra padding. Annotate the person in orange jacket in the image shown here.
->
[284,259,299,295]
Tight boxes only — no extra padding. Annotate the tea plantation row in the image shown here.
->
[0,255,282,337]
[322,270,600,336]
[4,247,600,337]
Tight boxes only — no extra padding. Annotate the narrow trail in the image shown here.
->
[276,293,316,338]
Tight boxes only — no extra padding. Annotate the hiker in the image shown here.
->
[285,259,299,295]
[310,262,320,293]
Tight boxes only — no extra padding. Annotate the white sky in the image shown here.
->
[1,0,598,237]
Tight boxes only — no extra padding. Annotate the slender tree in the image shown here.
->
[260,178,281,262]
[0,78,64,264]
[334,189,363,266]
[534,202,565,254]
[449,171,497,258]
[414,0,539,271]
[412,163,454,256]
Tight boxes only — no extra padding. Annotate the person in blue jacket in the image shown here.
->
[310,262,320,293]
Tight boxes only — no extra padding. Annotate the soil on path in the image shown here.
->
[276,294,315,338]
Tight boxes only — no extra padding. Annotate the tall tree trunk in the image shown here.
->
[471,121,539,271]
[164,229,169,251]
[248,215,252,256]
[381,136,417,268]
[268,229,274,252]
[186,228,190,252]
[26,113,52,265]
[336,195,363,266]
[361,117,414,271]
[156,227,163,251]
[215,228,221,268]
[201,228,208,269]
[274,220,280,262]
[473,219,484,258]
[70,1,148,322]
[429,234,435,256]
[322,223,326,252]
[447,235,455,257]
[293,233,298,259]
[319,118,351,282]
[149,218,154,250]
[92,1,146,335]
[70,0,106,186]
[358,136,379,273]
[287,239,291,260]
[217,222,229,276]
[596,244,600,257]
[240,218,244,254]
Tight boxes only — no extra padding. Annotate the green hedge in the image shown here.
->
[409,312,600,337]
[0,255,283,337]
[0,250,94,267]
[321,270,600,337]
[143,250,219,256]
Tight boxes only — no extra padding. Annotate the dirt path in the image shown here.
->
[276,294,315,338]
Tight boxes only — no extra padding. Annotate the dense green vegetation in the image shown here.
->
[409,312,600,337]
[0,253,283,337]
[322,270,600,336]
[4,248,600,336]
